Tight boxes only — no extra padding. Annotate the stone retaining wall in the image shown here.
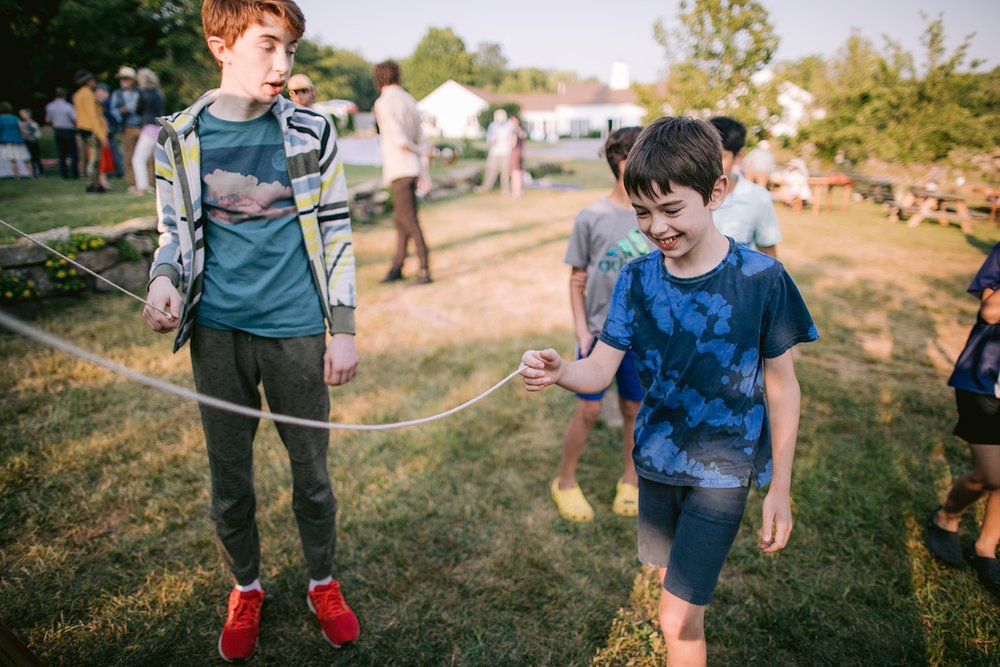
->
[0,217,158,298]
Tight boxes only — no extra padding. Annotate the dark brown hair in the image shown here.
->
[601,126,642,179]
[374,60,400,89]
[623,116,723,205]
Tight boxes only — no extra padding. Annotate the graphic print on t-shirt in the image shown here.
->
[202,146,297,225]
[598,228,650,274]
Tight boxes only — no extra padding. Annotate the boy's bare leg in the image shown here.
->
[658,569,707,667]
[557,399,601,489]
[975,491,1000,558]
[619,397,640,486]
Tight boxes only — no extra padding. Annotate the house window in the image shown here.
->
[570,119,589,138]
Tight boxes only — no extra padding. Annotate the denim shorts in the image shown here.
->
[575,341,644,402]
[637,476,749,605]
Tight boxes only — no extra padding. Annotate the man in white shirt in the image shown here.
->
[373,60,431,285]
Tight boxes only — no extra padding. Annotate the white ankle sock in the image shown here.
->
[236,579,262,593]
[308,576,332,592]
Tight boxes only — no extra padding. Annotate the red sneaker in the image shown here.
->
[218,587,264,662]
[307,581,359,647]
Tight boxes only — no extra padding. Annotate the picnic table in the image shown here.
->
[806,174,854,217]
[972,186,1000,225]
[887,188,972,233]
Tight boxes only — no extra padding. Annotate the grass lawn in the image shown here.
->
[2,183,999,665]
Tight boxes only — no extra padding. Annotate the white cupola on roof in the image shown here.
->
[609,61,630,90]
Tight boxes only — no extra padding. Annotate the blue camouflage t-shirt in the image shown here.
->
[600,239,819,488]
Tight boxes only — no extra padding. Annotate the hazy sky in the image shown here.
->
[295,0,999,84]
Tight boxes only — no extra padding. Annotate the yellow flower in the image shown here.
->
[22,289,30,298]
[56,270,66,278]
[45,260,53,267]
[69,269,77,276]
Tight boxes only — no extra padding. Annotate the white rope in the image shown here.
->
[0,217,174,319]
[0,308,525,431]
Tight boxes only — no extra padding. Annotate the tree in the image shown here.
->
[294,41,377,111]
[401,27,476,100]
[798,15,1000,165]
[646,0,781,136]
[473,42,508,91]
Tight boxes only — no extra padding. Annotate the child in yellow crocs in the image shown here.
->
[551,127,653,522]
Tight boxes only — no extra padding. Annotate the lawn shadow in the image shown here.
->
[1,328,637,666]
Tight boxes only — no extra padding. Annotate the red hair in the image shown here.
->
[201,0,305,49]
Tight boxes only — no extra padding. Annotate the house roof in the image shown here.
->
[451,81,639,111]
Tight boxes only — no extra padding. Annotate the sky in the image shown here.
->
[295,0,1000,85]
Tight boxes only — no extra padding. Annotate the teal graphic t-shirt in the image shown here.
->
[195,107,325,337]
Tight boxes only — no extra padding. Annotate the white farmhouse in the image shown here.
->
[417,62,646,141]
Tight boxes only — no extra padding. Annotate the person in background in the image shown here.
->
[549,127,650,523]
[131,68,165,195]
[45,87,78,179]
[925,243,1000,599]
[0,102,31,179]
[373,59,432,285]
[710,117,782,258]
[71,69,108,193]
[110,66,142,190]
[287,72,316,108]
[18,108,42,177]
[741,139,775,188]
[477,108,514,195]
[510,115,526,199]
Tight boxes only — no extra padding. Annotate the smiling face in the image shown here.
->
[208,15,299,111]
[630,178,728,266]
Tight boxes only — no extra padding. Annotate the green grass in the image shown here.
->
[2,185,999,665]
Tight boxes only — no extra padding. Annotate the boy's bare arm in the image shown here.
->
[980,287,1000,324]
[521,341,623,394]
[760,349,801,553]
[568,267,591,351]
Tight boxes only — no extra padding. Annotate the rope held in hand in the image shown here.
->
[0,217,525,430]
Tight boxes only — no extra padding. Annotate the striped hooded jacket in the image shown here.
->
[149,90,356,352]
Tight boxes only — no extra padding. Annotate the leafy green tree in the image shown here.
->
[646,0,780,136]
[473,42,508,91]
[294,41,377,111]
[401,27,476,99]
[799,15,1000,165]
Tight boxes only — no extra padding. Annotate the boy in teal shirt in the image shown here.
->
[142,0,359,660]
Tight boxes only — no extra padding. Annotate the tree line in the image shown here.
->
[4,0,996,166]
[2,0,589,118]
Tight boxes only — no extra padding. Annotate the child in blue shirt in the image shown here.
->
[521,116,818,666]
[925,243,1000,598]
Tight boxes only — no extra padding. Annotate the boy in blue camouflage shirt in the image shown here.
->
[521,116,817,666]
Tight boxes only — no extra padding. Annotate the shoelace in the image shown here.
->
[227,593,262,631]
[311,584,347,619]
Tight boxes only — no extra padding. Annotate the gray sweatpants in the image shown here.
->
[190,324,336,585]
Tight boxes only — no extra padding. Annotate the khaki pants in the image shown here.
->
[120,126,140,187]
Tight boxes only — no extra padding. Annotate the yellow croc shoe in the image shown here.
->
[612,479,639,517]
[550,478,594,522]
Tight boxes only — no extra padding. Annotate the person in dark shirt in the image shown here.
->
[926,243,1000,599]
